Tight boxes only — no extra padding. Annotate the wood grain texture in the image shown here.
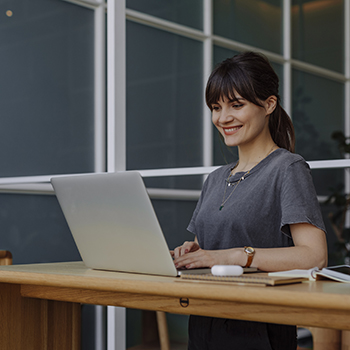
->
[342,330,350,350]
[0,282,80,350]
[20,284,350,330]
[308,327,341,350]
[156,311,170,350]
[1,262,350,312]
[0,261,350,339]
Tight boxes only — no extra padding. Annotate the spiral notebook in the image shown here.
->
[179,273,307,286]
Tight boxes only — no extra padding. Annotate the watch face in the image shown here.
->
[245,247,254,254]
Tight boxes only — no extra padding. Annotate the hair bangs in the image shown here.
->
[205,62,261,110]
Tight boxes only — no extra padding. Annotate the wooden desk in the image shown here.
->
[1,261,350,349]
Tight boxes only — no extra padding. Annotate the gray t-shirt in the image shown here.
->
[188,148,326,250]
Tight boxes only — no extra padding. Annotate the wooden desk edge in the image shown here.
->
[18,283,350,331]
[0,262,350,312]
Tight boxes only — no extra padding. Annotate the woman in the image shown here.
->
[173,52,328,350]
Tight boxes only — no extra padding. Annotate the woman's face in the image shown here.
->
[211,92,274,148]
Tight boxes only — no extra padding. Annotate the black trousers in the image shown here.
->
[188,316,297,350]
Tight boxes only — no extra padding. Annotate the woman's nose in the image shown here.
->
[218,108,234,124]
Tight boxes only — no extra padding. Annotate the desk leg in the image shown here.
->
[342,330,350,350]
[0,283,81,350]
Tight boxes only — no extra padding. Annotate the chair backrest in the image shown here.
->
[0,251,12,265]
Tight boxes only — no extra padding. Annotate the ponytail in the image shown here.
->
[269,103,295,153]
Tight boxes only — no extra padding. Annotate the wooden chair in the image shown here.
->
[156,311,170,350]
[0,250,12,266]
[131,311,170,350]
[306,327,350,350]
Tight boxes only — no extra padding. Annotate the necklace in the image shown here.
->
[219,168,250,211]
[219,144,277,211]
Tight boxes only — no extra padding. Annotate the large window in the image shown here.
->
[292,0,344,73]
[1,0,350,349]
[126,21,203,171]
[3,0,348,253]
[0,0,95,177]
[214,0,283,54]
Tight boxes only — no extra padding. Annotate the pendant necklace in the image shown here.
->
[219,167,250,211]
[219,144,277,211]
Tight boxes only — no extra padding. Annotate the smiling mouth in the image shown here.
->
[223,126,242,134]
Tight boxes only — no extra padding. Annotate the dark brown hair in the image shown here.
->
[206,51,295,152]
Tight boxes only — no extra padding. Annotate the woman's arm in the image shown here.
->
[173,223,328,272]
[246,223,328,271]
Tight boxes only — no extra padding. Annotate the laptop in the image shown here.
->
[51,171,210,277]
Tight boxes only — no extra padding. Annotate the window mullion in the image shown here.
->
[94,2,107,173]
[107,0,126,172]
[203,0,213,167]
[344,0,350,227]
[283,0,292,116]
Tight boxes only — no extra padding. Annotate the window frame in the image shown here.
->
[0,0,350,197]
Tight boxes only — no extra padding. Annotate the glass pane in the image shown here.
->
[144,176,203,191]
[0,0,95,177]
[292,70,344,160]
[212,46,284,165]
[126,0,203,30]
[322,201,349,266]
[153,199,197,250]
[292,0,344,73]
[126,21,203,170]
[213,46,240,68]
[0,193,81,264]
[213,48,284,84]
[213,0,283,54]
[313,168,347,265]
[312,168,344,197]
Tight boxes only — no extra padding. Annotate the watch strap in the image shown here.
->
[243,246,255,268]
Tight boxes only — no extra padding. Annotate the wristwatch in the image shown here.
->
[243,246,255,268]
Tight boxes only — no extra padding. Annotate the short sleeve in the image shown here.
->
[187,177,210,235]
[280,160,326,236]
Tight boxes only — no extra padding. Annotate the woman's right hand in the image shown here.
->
[171,240,200,260]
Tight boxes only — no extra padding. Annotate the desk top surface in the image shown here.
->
[0,261,350,311]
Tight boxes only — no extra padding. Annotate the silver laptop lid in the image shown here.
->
[51,171,178,277]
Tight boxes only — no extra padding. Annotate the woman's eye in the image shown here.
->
[233,104,243,108]
[212,106,220,111]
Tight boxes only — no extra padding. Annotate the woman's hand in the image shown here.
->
[173,248,224,269]
[171,241,200,260]
[172,241,243,269]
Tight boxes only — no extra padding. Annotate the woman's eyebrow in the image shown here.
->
[228,97,244,102]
